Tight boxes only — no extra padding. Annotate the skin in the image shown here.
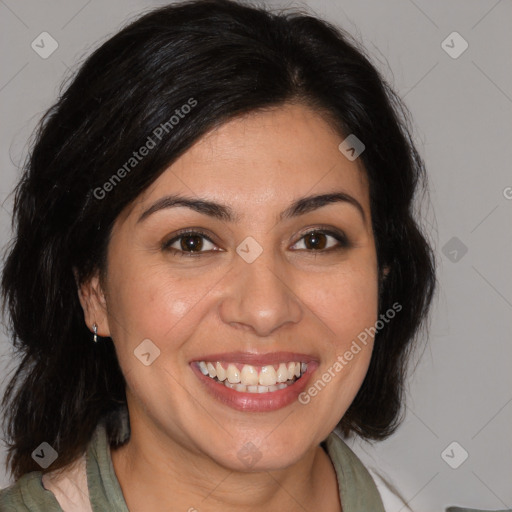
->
[78,103,383,512]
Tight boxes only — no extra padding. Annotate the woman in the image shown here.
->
[0,0,438,510]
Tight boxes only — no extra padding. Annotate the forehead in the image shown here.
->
[124,103,370,225]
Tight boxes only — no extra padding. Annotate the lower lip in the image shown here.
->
[190,362,318,412]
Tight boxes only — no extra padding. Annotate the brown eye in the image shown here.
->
[163,230,218,256]
[292,229,349,252]
[179,234,204,252]
[303,231,328,250]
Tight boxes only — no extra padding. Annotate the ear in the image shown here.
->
[75,269,111,338]
[381,265,391,281]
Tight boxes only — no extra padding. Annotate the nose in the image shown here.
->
[219,249,303,337]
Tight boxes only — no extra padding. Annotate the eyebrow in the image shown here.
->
[137,191,366,224]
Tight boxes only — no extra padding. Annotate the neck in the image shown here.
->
[111,414,341,512]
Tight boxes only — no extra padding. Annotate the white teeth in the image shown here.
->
[226,364,241,384]
[240,364,259,386]
[206,362,217,378]
[198,361,209,375]
[259,365,277,386]
[197,360,309,393]
[224,381,294,393]
[216,362,226,382]
[276,363,288,383]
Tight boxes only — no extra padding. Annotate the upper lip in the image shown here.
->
[190,351,318,366]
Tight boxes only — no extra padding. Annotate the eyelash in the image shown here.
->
[162,227,350,258]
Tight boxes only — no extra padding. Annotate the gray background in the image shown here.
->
[0,1,511,510]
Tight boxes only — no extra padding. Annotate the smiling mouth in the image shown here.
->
[196,361,308,393]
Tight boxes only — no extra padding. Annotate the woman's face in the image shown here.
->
[83,103,380,471]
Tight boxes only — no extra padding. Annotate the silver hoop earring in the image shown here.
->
[93,323,98,343]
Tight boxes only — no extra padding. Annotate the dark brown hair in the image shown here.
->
[1,0,436,480]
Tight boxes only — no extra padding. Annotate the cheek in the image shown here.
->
[104,249,226,379]
[294,263,379,432]
[107,262,201,340]
[305,261,379,343]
